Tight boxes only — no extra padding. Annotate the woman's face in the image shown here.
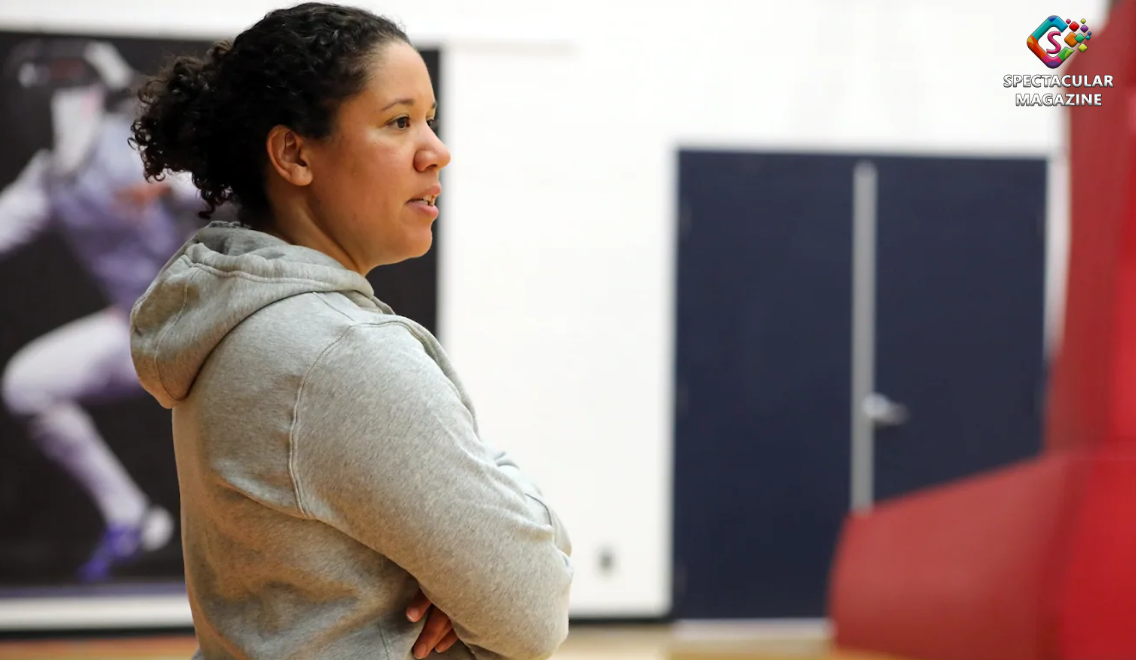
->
[305,41,450,271]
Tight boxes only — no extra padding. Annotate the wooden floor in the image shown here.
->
[0,624,905,660]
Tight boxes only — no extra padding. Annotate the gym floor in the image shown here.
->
[0,625,900,660]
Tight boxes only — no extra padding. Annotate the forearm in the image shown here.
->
[0,194,50,256]
[0,152,52,256]
[492,449,572,557]
[0,216,47,256]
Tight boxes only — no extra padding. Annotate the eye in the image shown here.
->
[388,116,438,131]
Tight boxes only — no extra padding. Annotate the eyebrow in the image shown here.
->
[382,98,438,111]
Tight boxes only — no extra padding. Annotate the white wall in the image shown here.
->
[0,0,1107,625]
[440,0,1103,618]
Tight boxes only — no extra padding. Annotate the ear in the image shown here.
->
[265,125,314,187]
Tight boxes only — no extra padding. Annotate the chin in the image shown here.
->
[382,234,434,265]
[412,223,436,253]
[408,233,434,258]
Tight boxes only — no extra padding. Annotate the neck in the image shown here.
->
[265,201,366,276]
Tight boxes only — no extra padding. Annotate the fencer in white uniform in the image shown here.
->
[0,39,202,582]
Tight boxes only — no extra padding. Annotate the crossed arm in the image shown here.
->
[292,322,574,660]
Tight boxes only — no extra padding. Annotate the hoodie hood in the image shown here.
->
[131,221,386,409]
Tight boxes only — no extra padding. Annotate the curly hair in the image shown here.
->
[130,2,409,224]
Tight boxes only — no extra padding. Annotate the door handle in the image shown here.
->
[862,393,909,427]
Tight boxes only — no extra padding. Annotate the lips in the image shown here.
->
[409,184,442,207]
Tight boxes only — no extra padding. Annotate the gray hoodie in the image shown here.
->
[130,221,574,660]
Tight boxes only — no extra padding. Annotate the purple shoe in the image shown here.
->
[76,507,174,583]
[77,524,143,582]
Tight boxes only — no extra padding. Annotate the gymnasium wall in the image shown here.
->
[0,0,1107,624]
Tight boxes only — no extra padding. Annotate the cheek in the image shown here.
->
[320,147,414,238]
[341,143,406,208]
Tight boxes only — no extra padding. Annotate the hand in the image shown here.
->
[407,589,459,658]
[115,181,171,209]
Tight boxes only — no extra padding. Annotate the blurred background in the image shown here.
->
[0,1,1129,659]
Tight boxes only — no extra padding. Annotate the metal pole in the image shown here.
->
[851,160,878,512]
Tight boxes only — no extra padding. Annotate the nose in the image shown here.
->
[415,128,451,172]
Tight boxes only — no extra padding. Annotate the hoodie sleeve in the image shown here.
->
[289,321,573,660]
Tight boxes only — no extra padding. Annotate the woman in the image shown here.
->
[128,3,574,659]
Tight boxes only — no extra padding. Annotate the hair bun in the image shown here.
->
[130,42,230,217]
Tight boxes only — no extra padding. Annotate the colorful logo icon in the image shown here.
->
[1028,16,1091,68]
